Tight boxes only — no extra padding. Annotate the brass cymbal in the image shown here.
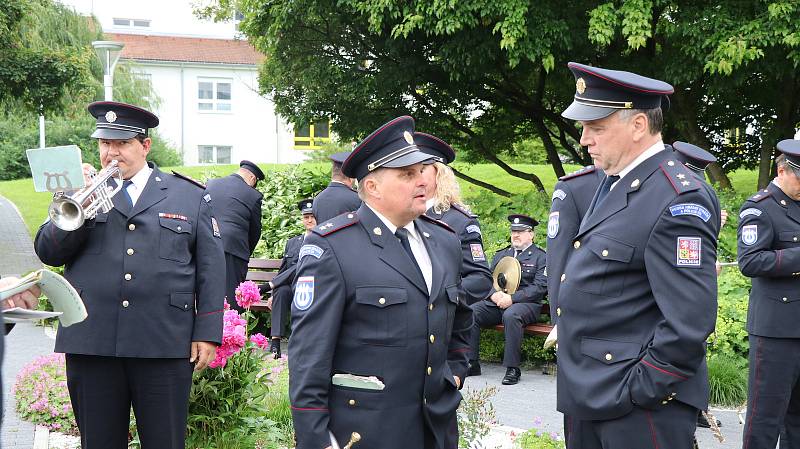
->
[493,256,521,294]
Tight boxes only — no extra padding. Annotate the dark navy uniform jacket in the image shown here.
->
[546,166,604,323]
[205,174,263,261]
[288,206,472,449]
[312,182,361,223]
[488,245,547,307]
[34,163,226,358]
[738,182,800,338]
[272,234,303,289]
[556,150,718,421]
[426,204,493,304]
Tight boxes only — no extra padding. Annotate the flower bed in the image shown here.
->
[14,353,77,434]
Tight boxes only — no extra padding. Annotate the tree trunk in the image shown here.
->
[450,167,512,197]
[534,118,565,178]
[705,162,732,190]
[757,140,774,190]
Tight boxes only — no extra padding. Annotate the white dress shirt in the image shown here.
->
[123,164,153,207]
[366,204,433,293]
[610,141,664,191]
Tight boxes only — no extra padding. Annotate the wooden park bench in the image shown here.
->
[245,258,282,313]
[492,303,554,337]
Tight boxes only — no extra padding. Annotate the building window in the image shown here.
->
[234,10,245,32]
[293,120,331,149]
[198,78,232,112]
[113,18,150,28]
[198,145,232,164]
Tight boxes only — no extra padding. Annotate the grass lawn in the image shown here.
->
[0,161,762,236]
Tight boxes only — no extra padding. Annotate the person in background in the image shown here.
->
[312,152,361,223]
[205,160,265,311]
[466,214,547,385]
[417,132,493,306]
[262,198,316,358]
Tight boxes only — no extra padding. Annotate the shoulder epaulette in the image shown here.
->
[450,203,477,218]
[659,159,701,195]
[747,189,772,203]
[313,211,359,236]
[419,214,455,233]
[559,165,596,181]
[171,171,206,189]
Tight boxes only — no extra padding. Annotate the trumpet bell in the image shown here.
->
[48,195,86,231]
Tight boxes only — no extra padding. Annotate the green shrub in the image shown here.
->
[457,386,497,449]
[478,329,555,366]
[515,418,565,449]
[707,354,748,407]
[14,353,77,434]
[253,166,329,258]
[709,269,750,359]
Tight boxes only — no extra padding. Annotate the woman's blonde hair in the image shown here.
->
[430,162,469,214]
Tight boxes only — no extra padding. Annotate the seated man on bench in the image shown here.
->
[261,198,316,358]
[467,214,547,385]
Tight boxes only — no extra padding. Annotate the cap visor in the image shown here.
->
[91,128,138,140]
[561,102,617,121]
[381,150,434,169]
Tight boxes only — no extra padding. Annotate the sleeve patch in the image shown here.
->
[299,244,324,260]
[204,193,211,203]
[293,276,315,310]
[211,217,221,238]
[547,212,560,238]
[676,237,702,267]
[465,224,481,235]
[470,243,486,262]
[552,189,566,201]
[740,208,762,219]
[669,203,711,222]
[741,225,758,246]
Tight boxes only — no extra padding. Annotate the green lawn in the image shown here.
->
[0,161,762,236]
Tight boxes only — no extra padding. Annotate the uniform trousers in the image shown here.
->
[743,334,800,449]
[224,252,249,312]
[565,400,698,448]
[65,354,193,449]
[270,285,291,337]
[468,301,538,367]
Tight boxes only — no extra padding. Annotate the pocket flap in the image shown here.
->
[355,287,407,308]
[587,235,635,263]
[581,337,641,365]
[170,292,194,312]
[159,217,192,234]
[778,231,800,243]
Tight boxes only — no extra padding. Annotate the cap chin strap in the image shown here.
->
[574,96,633,109]
[683,162,706,172]
[96,122,147,134]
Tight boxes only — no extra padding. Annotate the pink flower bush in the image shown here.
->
[14,353,77,434]
[208,307,248,368]
[235,280,261,309]
[250,333,269,350]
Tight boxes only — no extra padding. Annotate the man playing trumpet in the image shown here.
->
[35,101,225,449]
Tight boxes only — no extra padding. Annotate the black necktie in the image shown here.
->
[395,228,425,281]
[591,175,620,214]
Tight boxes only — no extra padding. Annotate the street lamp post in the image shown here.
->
[92,41,125,101]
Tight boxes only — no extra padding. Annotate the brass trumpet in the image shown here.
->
[48,160,123,231]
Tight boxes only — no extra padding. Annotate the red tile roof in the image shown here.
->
[106,33,264,65]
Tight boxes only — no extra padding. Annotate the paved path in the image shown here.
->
[466,362,744,448]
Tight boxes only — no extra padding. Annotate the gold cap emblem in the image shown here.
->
[105,110,117,123]
[403,131,414,145]
[576,78,586,95]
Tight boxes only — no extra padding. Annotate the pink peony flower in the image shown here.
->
[235,281,261,309]
[208,308,249,369]
[250,333,269,350]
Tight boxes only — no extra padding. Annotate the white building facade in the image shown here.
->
[59,0,319,165]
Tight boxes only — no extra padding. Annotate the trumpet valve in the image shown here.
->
[343,432,361,449]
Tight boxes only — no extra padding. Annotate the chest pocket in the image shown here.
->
[159,217,193,263]
[778,231,800,247]
[82,213,108,255]
[575,234,634,297]
[354,286,408,347]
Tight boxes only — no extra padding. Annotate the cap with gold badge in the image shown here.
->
[342,116,434,180]
[508,214,538,231]
[561,62,674,122]
[87,101,159,140]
